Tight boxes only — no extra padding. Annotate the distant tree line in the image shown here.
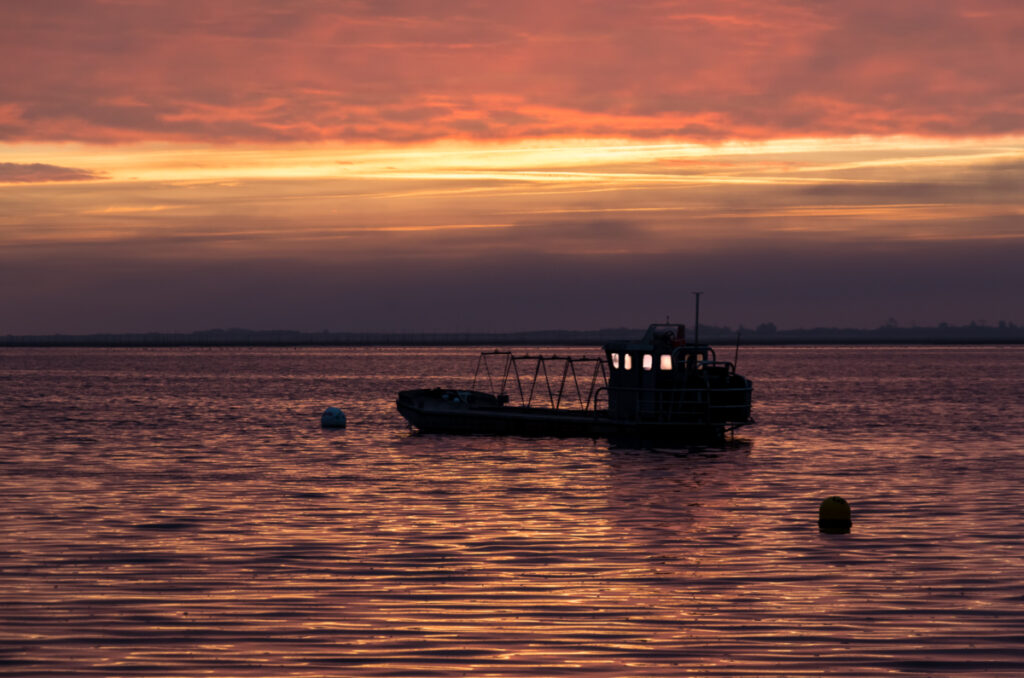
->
[2,321,1023,347]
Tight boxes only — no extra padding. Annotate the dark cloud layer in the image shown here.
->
[2,236,1021,334]
[0,162,102,183]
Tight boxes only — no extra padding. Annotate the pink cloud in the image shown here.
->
[1,0,1023,144]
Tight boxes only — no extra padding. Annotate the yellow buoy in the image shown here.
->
[819,495,852,534]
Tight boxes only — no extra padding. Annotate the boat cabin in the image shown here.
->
[603,324,750,423]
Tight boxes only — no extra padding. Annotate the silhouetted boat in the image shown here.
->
[396,323,753,442]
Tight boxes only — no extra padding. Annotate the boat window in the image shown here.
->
[642,354,653,371]
[610,352,620,369]
[660,354,673,371]
[624,353,632,370]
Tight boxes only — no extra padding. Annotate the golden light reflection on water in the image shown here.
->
[1,346,1023,675]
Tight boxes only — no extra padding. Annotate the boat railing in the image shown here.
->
[473,351,609,412]
[698,360,736,373]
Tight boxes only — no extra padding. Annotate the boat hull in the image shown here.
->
[396,389,737,441]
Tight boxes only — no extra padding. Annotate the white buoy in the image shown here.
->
[321,406,347,428]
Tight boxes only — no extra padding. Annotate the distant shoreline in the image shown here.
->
[3,326,1022,347]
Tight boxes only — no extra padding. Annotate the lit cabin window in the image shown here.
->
[624,354,632,370]
[642,354,653,371]
[660,354,673,371]
[611,353,621,369]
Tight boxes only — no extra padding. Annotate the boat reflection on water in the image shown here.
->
[397,323,754,444]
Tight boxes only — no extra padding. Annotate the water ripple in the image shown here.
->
[1,346,1023,675]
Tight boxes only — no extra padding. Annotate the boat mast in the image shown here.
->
[693,291,702,345]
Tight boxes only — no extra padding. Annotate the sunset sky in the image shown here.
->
[2,0,1022,333]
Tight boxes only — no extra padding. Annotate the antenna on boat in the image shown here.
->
[734,330,741,368]
[693,291,702,345]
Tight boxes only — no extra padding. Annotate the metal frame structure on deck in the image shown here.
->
[472,351,609,412]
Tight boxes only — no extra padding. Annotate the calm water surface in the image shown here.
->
[1,345,1022,676]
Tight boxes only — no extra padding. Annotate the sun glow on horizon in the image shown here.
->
[3,134,1023,252]
[5,134,1024,190]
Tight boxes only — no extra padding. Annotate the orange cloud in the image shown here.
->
[2,1,1023,144]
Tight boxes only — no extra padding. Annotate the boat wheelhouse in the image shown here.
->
[603,324,752,427]
[396,322,753,442]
